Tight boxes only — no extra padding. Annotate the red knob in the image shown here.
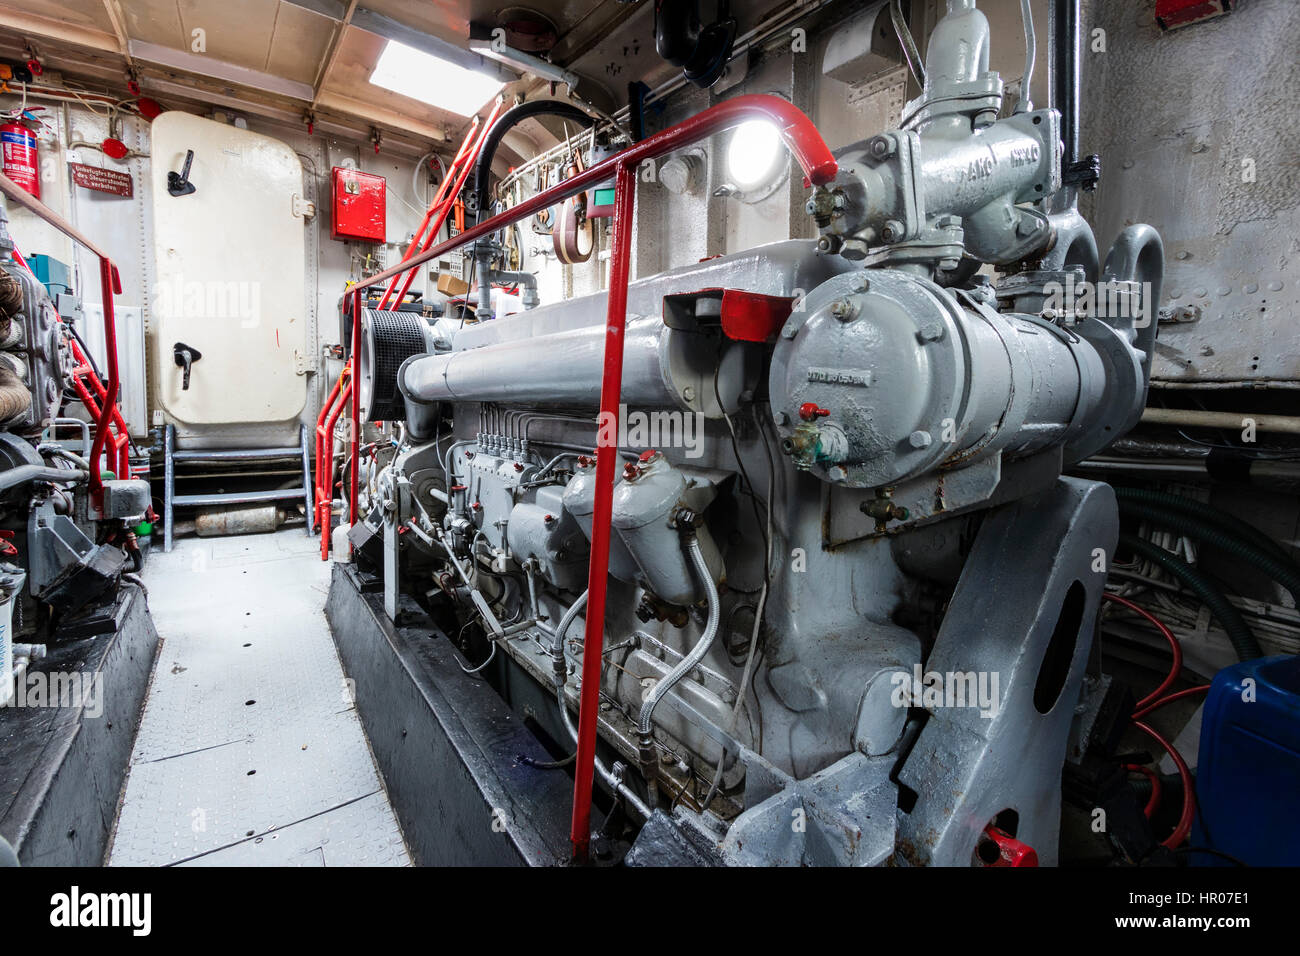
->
[799,402,831,422]
[979,825,1038,867]
[639,449,658,462]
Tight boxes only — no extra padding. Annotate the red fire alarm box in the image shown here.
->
[1156,0,1232,30]
[331,166,386,242]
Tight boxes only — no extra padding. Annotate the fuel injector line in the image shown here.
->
[634,511,720,807]
[549,588,651,819]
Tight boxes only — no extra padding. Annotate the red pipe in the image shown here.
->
[386,100,503,310]
[569,161,637,861]
[1,173,125,507]
[349,289,362,539]
[315,366,351,559]
[377,111,489,310]
[344,94,837,861]
[346,95,836,295]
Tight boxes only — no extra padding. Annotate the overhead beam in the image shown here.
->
[100,0,136,75]
[128,39,315,101]
[281,0,350,19]
[349,6,512,81]
[0,4,119,55]
[310,0,359,110]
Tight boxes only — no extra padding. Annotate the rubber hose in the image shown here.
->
[1119,531,1262,660]
[1117,498,1300,608]
[1114,487,1297,572]
[471,100,595,222]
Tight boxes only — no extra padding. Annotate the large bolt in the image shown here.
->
[882,220,905,243]
[829,298,856,321]
[868,134,896,160]
[908,430,933,449]
[915,322,944,343]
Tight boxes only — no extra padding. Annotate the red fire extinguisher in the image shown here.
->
[1,122,40,199]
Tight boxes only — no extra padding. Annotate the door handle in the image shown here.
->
[173,342,202,390]
[168,149,197,197]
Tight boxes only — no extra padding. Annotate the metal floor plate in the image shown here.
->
[107,530,410,867]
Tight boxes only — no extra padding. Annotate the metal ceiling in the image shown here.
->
[0,0,640,155]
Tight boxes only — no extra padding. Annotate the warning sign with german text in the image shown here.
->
[68,162,133,198]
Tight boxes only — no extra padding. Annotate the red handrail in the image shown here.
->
[315,363,352,559]
[345,93,836,860]
[0,171,124,508]
[377,103,501,311]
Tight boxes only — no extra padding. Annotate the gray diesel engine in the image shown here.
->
[352,0,1163,865]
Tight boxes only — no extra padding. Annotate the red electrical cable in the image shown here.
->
[1102,594,1207,850]
[1124,763,1163,819]
[1103,592,1182,711]
[1133,719,1197,849]
[1132,684,1210,720]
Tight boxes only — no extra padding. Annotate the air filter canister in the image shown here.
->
[359,309,430,422]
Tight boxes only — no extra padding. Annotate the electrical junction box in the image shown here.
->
[28,253,72,297]
[331,167,387,242]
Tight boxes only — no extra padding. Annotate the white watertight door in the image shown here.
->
[149,112,307,430]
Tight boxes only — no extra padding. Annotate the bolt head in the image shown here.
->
[908,430,933,449]
[915,323,944,343]
[882,220,905,243]
[868,134,895,160]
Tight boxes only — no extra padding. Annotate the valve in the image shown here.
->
[798,402,830,422]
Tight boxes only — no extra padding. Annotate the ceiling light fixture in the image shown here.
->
[369,40,505,117]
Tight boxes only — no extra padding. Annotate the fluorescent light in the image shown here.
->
[369,40,504,116]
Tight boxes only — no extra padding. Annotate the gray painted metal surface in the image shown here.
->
[108,530,409,866]
[1081,0,1300,385]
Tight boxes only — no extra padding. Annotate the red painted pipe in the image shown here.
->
[316,366,351,559]
[568,160,637,861]
[347,95,837,296]
[386,99,503,310]
[344,94,837,861]
[377,110,490,310]
[349,289,362,539]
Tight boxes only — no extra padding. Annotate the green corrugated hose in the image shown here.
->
[1118,531,1262,661]
[1116,497,1300,609]
[1114,487,1298,573]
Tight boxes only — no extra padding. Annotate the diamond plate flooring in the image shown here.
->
[107,530,410,866]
